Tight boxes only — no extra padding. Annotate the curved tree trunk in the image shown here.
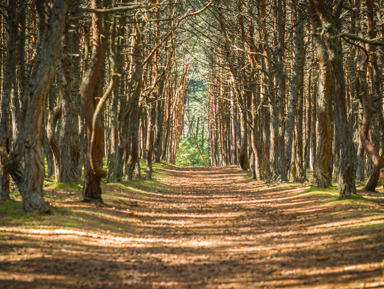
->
[7,0,70,212]
[80,0,107,202]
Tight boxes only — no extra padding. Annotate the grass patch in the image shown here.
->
[299,186,339,198]
[299,186,372,204]
[0,199,24,219]
[49,182,82,190]
[330,193,368,203]
[1,162,173,234]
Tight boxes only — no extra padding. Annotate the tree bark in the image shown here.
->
[7,0,70,212]
[310,0,356,197]
[60,2,81,184]
[359,0,381,191]
[80,0,107,202]
[310,1,334,188]
[0,0,18,202]
[47,101,62,183]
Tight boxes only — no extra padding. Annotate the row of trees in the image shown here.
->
[0,0,212,212]
[1,0,384,212]
[200,0,384,198]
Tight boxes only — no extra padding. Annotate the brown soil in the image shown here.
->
[0,165,384,288]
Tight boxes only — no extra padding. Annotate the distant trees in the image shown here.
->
[1,0,384,212]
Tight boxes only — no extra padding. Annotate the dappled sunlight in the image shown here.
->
[1,166,383,288]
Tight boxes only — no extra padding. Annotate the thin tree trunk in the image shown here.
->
[47,101,62,183]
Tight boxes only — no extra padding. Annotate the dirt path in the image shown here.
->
[1,166,384,288]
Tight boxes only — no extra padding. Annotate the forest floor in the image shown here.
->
[0,164,384,289]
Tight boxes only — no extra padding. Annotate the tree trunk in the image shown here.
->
[359,0,381,191]
[60,4,81,184]
[80,0,108,202]
[146,96,156,179]
[310,2,334,188]
[286,2,305,182]
[47,101,62,183]
[7,0,70,212]
[311,0,356,197]
[0,0,18,202]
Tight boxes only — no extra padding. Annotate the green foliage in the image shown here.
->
[177,67,210,167]
[176,136,209,167]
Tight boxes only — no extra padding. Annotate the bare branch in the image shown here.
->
[79,3,159,13]
[142,1,213,65]
[337,32,384,46]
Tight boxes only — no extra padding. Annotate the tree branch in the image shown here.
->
[79,3,158,13]
[336,32,384,46]
[142,1,213,65]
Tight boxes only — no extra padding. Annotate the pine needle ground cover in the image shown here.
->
[1,163,383,288]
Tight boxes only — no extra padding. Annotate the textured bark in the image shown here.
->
[60,3,81,184]
[146,98,156,180]
[310,2,333,188]
[259,0,271,180]
[47,102,62,183]
[80,0,106,202]
[359,0,381,191]
[154,77,166,163]
[311,0,356,197]
[275,0,287,182]
[0,0,18,202]
[126,27,143,180]
[7,0,70,212]
[359,79,380,191]
[217,2,248,170]
[286,3,305,182]
[238,109,248,170]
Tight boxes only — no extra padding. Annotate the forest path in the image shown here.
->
[1,165,384,288]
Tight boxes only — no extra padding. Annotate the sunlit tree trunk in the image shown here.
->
[310,2,334,188]
[80,0,108,202]
[7,0,70,212]
[311,0,356,197]
[359,0,381,191]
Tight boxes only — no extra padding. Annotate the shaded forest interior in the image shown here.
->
[1,0,384,211]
